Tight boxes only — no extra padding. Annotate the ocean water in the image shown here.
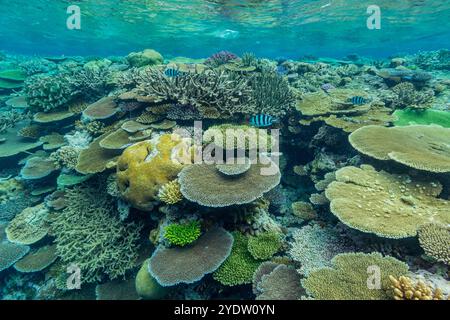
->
[0,0,449,301]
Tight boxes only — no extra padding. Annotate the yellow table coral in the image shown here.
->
[116,134,184,211]
[325,165,450,238]
[349,125,450,173]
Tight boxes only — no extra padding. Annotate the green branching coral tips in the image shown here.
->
[213,232,261,286]
[164,221,202,247]
[148,227,233,287]
[178,156,281,207]
[247,231,283,260]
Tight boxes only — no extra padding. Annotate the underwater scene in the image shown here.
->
[0,0,449,302]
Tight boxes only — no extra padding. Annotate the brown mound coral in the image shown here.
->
[349,125,450,173]
[417,223,449,265]
[116,134,184,211]
[325,165,450,238]
[178,156,281,207]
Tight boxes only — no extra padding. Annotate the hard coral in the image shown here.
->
[116,134,184,211]
[164,221,201,247]
[389,275,446,300]
[50,181,142,283]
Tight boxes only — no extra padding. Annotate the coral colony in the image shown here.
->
[0,47,449,301]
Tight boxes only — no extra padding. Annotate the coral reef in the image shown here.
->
[417,224,449,265]
[389,275,446,300]
[148,228,233,286]
[163,221,202,247]
[50,181,142,283]
[302,252,409,300]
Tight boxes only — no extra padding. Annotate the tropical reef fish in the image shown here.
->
[164,68,185,77]
[349,96,367,105]
[249,114,277,127]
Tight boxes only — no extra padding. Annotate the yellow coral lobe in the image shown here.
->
[116,134,184,211]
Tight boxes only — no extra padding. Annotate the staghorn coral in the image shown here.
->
[247,231,283,260]
[249,72,295,117]
[134,68,254,117]
[50,181,142,283]
[163,220,202,247]
[116,134,184,211]
[302,252,409,300]
[148,227,233,286]
[205,51,238,67]
[213,232,261,286]
[349,125,450,173]
[389,275,446,300]
[0,110,31,133]
[417,223,450,265]
[178,156,281,207]
[325,165,450,238]
[158,179,183,205]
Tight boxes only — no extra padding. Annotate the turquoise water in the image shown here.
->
[0,0,449,301]
[1,0,450,58]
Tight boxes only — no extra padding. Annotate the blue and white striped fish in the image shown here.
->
[349,96,367,105]
[164,68,186,77]
[249,114,277,127]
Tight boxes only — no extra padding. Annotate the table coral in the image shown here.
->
[325,165,450,238]
[6,203,50,245]
[349,125,450,173]
[255,264,303,300]
[148,227,233,286]
[301,252,409,300]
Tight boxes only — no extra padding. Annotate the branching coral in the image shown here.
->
[134,68,255,117]
[391,82,434,109]
[163,221,202,247]
[247,231,283,260]
[158,179,183,205]
[50,181,142,283]
[213,232,261,286]
[249,72,295,117]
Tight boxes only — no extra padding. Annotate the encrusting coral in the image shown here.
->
[50,180,142,283]
[325,165,450,238]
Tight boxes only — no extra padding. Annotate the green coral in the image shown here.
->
[247,231,283,260]
[393,108,450,128]
[50,179,142,283]
[213,232,261,286]
[164,221,201,247]
[301,252,409,300]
